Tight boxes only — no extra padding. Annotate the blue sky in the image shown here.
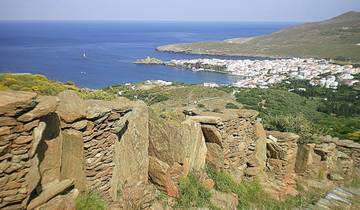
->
[0,0,359,21]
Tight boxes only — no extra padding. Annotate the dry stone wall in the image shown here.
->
[2,90,360,210]
[0,92,64,209]
[0,90,150,210]
[265,131,299,197]
[195,110,266,182]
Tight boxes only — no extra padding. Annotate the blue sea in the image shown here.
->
[0,21,294,88]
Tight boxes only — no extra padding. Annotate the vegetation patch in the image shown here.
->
[234,80,360,142]
[345,169,360,188]
[0,73,117,100]
[225,102,239,109]
[176,173,212,209]
[77,89,116,101]
[206,167,324,210]
[266,114,315,143]
[75,192,107,210]
[0,73,73,95]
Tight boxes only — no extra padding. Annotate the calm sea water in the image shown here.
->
[0,21,294,88]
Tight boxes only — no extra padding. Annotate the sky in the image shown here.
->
[0,0,360,22]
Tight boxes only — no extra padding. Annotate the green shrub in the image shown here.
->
[265,113,313,142]
[75,192,107,210]
[206,167,234,193]
[225,102,239,109]
[176,173,211,208]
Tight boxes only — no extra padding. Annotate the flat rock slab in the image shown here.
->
[85,98,133,119]
[188,116,222,125]
[0,91,37,116]
[18,96,59,122]
[27,179,74,210]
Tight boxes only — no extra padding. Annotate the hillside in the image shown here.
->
[157,11,360,63]
[0,74,360,210]
[1,73,360,210]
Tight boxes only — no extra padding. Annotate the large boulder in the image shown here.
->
[295,144,322,177]
[56,91,87,123]
[206,143,224,170]
[112,101,150,201]
[149,116,207,172]
[180,119,207,170]
[60,129,86,192]
[253,122,267,171]
[37,113,62,187]
[148,156,179,197]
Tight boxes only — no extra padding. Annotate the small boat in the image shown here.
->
[82,52,87,59]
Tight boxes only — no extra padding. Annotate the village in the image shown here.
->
[166,58,360,89]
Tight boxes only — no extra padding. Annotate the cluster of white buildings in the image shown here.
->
[167,58,360,89]
[144,80,173,86]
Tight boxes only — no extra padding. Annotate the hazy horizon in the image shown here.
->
[0,0,359,22]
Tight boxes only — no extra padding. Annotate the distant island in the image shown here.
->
[157,11,360,63]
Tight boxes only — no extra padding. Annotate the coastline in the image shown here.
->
[155,43,292,60]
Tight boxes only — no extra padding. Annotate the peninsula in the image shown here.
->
[157,11,360,63]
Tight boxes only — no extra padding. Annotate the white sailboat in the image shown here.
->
[82,52,87,59]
